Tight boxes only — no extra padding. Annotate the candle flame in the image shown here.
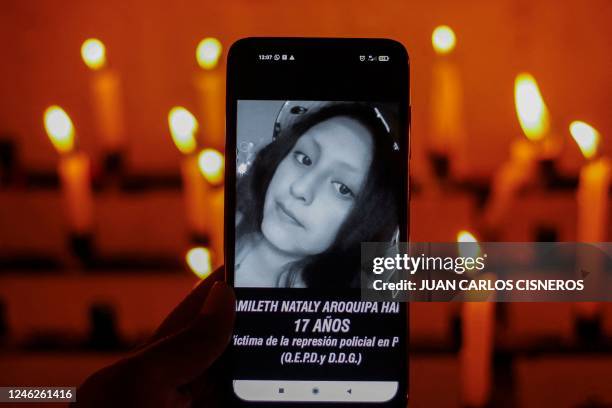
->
[457,230,477,243]
[570,121,600,159]
[186,247,212,279]
[457,230,481,259]
[432,25,456,55]
[81,38,106,70]
[44,105,75,153]
[196,37,222,70]
[198,148,224,185]
[168,107,198,154]
[514,73,550,141]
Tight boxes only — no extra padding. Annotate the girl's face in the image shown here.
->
[261,116,374,256]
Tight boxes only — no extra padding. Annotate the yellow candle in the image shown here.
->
[198,149,224,266]
[58,152,94,234]
[168,106,209,238]
[460,301,494,406]
[44,106,94,234]
[484,73,552,230]
[81,38,125,154]
[210,186,224,268]
[429,25,469,178]
[181,155,209,238]
[457,231,493,407]
[194,38,225,150]
[571,121,610,318]
[578,158,610,241]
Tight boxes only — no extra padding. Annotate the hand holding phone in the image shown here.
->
[75,269,235,408]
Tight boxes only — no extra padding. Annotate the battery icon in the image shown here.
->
[379,55,390,62]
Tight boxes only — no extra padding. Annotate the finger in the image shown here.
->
[151,266,225,343]
[142,281,236,386]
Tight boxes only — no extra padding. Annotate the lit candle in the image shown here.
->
[457,230,493,407]
[168,106,208,240]
[43,106,94,235]
[198,148,224,267]
[81,38,125,166]
[186,246,212,279]
[194,38,225,150]
[484,73,549,230]
[429,25,469,179]
[571,121,610,319]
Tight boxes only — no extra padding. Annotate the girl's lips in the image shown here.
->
[276,201,305,228]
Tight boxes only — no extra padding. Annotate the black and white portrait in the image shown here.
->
[235,101,403,289]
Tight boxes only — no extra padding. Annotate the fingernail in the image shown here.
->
[201,281,234,316]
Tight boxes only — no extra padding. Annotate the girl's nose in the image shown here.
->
[289,171,318,205]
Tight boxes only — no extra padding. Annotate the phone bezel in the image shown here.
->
[224,37,411,407]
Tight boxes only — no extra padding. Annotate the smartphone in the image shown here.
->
[224,37,410,406]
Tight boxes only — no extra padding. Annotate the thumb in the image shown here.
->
[142,281,235,386]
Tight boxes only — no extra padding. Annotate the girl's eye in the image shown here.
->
[293,151,312,166]
[332,181,354,198]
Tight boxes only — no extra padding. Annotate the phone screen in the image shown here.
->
[225,38,409,406]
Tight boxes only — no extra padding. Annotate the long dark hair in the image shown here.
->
[237,102,402,288]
